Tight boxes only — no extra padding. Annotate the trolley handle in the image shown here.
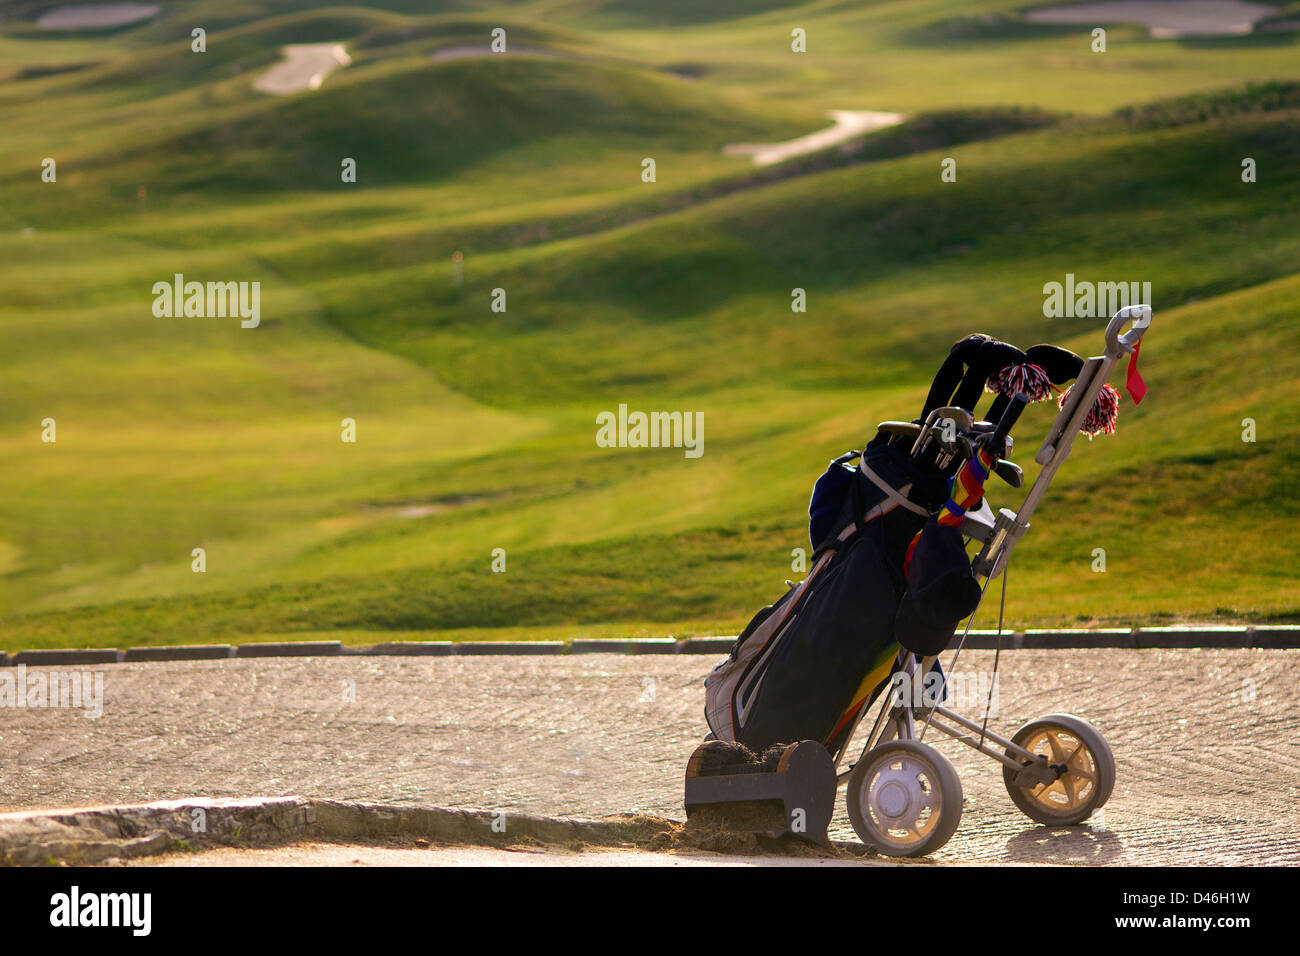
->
[1105,304,1152,357]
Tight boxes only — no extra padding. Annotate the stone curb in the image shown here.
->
[11,649,123,666]
[453,641,566,655]
[571,638,678,654]
[961,633,1023,650]
[0,797,880,866]
[309,800,663,850]
[236,641,344,658]
[675,637,735,654]
[123,644,236,662]
[363,642,456,656]
[1252,626,1300,648]
[1134,627,1251,649]
[0,797,674,866]
[3,628,1296,666]
[0,797,316,866]
[1019,629,1137,649]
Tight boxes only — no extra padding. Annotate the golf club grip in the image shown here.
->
[991,392,1029,448]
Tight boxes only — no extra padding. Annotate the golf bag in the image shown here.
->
[704,440,956,753]
[705,332,1114,755]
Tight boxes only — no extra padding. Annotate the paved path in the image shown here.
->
[724,110,906,167]
[1,650,1296,864]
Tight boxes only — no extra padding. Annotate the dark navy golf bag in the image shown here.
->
[705,333,1093,756]
[705,440,959,752]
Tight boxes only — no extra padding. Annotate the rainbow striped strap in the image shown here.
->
[937,447,996,527]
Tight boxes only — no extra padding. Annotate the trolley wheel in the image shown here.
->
[846,739,963,857]
[1003,713,1115,826]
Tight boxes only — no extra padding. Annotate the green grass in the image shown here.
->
[0,0,1298,650]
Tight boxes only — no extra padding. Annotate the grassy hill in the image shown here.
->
[0,0,1297,649]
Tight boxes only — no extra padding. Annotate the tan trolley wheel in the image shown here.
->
[847,739,963,857]
[1003,713,1115,826]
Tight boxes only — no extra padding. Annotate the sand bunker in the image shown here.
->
[724,110,906,167]
[255,43,351,95]
[1025,1,1277,38]
[36,3,159,29]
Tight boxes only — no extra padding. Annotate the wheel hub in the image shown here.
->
[1031,734,1095,809]
[876,779,910,818]
[865,757,934,833]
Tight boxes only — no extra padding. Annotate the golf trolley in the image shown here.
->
[687,306,1150,856]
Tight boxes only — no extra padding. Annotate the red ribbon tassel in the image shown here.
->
[1126,339,1147,405]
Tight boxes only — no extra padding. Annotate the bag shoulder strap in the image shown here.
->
[859,457,933,518]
